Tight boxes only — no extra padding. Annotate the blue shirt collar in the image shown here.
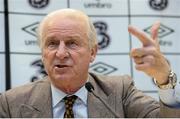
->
[51,81,88,108]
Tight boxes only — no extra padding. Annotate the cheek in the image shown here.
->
[43,51,55,68]
[43,50,55,60]
[74,53,91,67]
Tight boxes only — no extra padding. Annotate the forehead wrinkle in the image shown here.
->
[42,11,89,34]
[46,25,83,34]
[44,27,86,40]
[45,34,82,42]
[43,29,86,45]
[40,9,91,49]
[43,20,87,40]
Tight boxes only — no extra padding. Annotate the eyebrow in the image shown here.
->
[66,35,82,40]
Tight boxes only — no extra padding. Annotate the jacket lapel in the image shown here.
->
[87,74,116,118]
[18,78,53,118]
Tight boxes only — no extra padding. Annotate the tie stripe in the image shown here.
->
[63,95,77,118]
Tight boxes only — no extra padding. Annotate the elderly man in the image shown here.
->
[0,8,179,118]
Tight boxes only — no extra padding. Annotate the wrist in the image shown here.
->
[154,70,177,89]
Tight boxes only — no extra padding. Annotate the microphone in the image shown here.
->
[85,82,120,118]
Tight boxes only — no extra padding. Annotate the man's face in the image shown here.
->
[42,17,97,94]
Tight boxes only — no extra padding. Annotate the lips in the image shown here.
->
[55,64,69,68]
[54,64,71,73]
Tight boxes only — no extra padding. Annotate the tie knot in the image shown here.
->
[63,95,77,105]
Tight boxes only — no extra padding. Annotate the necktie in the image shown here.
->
[63,95,77,118]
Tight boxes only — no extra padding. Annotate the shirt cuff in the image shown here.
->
[159,81,180,108]
[174,81,180,103]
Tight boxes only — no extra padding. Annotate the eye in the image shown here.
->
[67,41,78,49]
[47,41,59,49]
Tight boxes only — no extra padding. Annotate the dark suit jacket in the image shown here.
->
[0,73,179,118]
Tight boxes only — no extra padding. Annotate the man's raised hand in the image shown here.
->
[128,21,170,85]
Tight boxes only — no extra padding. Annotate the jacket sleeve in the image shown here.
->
[121,76,160,118]
[0,93,10,118]
[160,101,180,117]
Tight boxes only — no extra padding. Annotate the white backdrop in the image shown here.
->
[0,0,5,92]
[1,0,180,100]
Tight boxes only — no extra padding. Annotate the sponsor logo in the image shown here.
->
[22,22,39,46]
[30,59,47,82]
[22,22,39,37]
[84,0,112,9]
[93,21,110,49]
[90,62,117,75]
[144,23,174,38]
[144,23,174,46]
[24,40,38,46]
[28,0,49,9]
[149,0,168,11]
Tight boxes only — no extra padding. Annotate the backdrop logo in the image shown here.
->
[28,0,49,9]
[22,22,39,37]
[144,24,174,46]
[149,0,168,11]
[90,62,117,75]
[84,0,112,9]
[30,59,47,82]
[93,21,111,49]
[144,23,174,38]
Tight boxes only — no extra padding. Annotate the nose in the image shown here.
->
[55,42,69,60]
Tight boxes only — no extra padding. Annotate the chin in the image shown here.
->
[63,88,78,94]
[55,83,79,94]
[53,73,72,79]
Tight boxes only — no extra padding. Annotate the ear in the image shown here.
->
[90,45,98,63]
[41,56,44,63]
[41,52,45,64]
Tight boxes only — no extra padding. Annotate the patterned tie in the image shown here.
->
[63,95,77,118]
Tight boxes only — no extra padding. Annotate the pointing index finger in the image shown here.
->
[151,21,160,40]
[128,25,153,46]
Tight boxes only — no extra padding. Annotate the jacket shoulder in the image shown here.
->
[90,73,134,87]
[0,78,51,117]
[4,78,50,99]
[89,73,134,96]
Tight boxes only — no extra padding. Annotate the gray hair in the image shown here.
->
[37,9,98,50]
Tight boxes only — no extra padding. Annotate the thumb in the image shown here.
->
[151,21,160,40]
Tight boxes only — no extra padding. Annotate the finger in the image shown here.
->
[130,47,157,57]
[142,55,155,64]
[151,21,160,40]
[131,48,145,57]
[133,57,143,64]
[135,62,151,71]
[150,21,161,51]
[133,55,154,65]
[135,55,155,70]
[128,25,153,46]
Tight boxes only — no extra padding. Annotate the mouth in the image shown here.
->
[55,64,69,68]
